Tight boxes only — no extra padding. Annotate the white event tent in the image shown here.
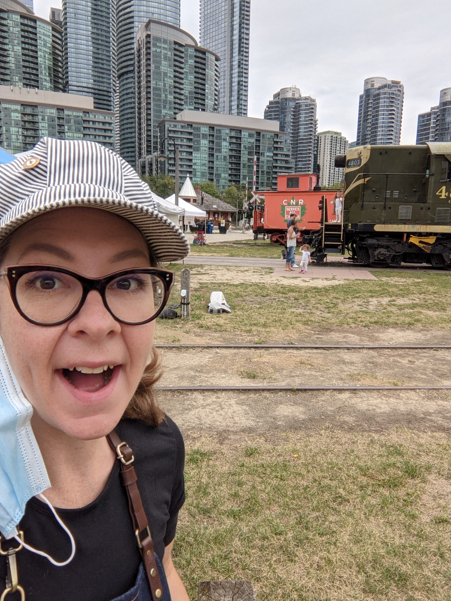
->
[165,194,207,218]
[151,192,184,226]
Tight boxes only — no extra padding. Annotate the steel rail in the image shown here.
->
[155,344,451,350]
[156,385,451,392]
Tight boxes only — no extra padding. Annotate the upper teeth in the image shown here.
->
[68,365,114,374]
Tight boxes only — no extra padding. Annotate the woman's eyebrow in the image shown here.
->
[18,243,72,262]
[110,249,149,263]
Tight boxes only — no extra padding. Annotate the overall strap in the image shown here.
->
[107,431,164,600]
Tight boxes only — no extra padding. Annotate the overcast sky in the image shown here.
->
[35,0,449,144]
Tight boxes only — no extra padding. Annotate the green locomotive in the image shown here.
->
[312,142,451,267]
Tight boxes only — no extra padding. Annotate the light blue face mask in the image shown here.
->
[0,337,51,540]
[0,338,76,567]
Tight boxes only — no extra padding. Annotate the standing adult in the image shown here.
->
[335,196,343,222]
[286,212,299,268]
[0,138,190,601]
[285,217,298,271]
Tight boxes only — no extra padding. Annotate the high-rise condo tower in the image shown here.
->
[200,0,250,116]
[356,77,404,146]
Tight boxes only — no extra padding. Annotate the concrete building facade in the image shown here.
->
[417,87,451,144]
[199,0,250,116]
[317,130,349,187]
[0,0,63,92]
[158,110,292,191]
[356,77,404,146]
[0,85,114,153]
[116,0,180,167]
[62,0,117,112]
[49,7,62,27]
[135,20,219,172]
[264,87,317,173]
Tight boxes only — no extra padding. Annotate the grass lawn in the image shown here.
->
[175,431,451,600]
[158,264,451,599]
[156,267,451,342]
[189,240,283,259]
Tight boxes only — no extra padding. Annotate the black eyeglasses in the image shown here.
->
[1,265,174,326]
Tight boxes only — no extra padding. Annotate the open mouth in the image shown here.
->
[62,365,115,392]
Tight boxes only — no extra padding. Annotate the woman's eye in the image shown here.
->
[113,277,143,291]
[27,274,64,290]
[38,277,57,290]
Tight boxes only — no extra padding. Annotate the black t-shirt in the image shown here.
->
[0,417,185,601]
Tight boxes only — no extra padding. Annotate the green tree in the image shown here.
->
[221,185,239,207]
[321,182,344,191]
[141,174,175,198]
[198,180,220,198]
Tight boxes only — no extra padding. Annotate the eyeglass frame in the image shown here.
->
[1,265,175,327]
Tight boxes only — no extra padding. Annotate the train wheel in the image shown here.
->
[389,255,402,267]
[430,254,446,268]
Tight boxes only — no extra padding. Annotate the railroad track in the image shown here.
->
[155,344,451,350]
[155,344,451,392]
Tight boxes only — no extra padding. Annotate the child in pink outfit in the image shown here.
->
[299,244,311,274]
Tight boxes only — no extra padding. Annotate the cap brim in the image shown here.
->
[0,187,190,263]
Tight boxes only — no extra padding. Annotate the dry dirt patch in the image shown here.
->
[420,478,451,522]
[188,265,345,288]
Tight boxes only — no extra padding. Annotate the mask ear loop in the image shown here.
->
[12,493,76,567]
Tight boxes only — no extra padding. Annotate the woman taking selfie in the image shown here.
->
[0,138,190,601]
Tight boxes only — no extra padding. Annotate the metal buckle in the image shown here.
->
[1,585,25,600]
[115,442,135,465]
[0,532,25,599]
[135,527,151,549]
[0,532,24,556]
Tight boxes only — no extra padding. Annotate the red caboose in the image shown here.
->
[252,173,340,245]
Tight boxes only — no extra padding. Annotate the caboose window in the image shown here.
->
[287,177,299,188]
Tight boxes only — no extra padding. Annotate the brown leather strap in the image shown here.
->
[107,431,164,600]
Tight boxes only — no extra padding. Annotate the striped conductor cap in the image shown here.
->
[0,138,189,262]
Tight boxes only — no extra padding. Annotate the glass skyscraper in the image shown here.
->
[417,88,451,144]
[264,87,318,174]
[356,77,404,146]
[20,0,33,10]
[0,0,63,92]
[117,0,180,167]
[159,111,293,191]
[200,0,250,116]
[62,0,117,112]
[0,86,114,153]
[135,20,219,173]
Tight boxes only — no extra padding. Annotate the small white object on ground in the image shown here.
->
[208,291,232,314]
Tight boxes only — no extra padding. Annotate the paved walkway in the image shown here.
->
[177,255,378,280]
[189,230,254,243]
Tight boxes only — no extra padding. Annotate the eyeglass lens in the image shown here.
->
[15,270,165,325]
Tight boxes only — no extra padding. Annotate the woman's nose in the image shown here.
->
[67,290,121,339]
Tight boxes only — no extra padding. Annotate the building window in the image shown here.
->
[287,176,299,188]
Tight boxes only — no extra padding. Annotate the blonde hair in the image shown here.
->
[302,244,310,251]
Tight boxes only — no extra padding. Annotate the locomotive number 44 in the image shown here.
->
[436,186,451,200]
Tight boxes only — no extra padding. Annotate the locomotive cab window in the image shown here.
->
[440,160,451,182]
[287,177,299,189]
